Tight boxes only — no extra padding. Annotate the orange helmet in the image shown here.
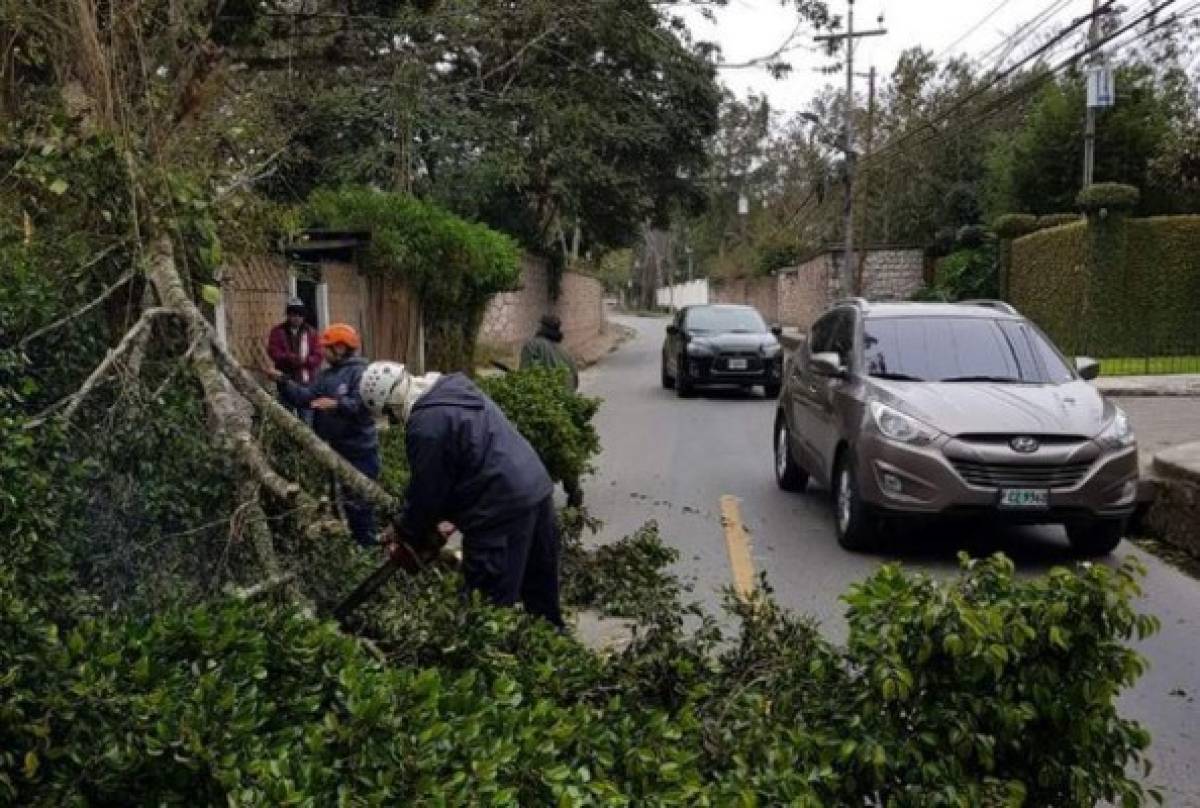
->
[320,323,361,350]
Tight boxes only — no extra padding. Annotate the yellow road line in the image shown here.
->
[720,495,755,599]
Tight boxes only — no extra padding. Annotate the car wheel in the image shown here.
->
[676,358,694,398]
[764,382,781,399]
[774,416,808,493]
[832,453,876,552]
[661,358,674,390]
[1066,519,1126,557]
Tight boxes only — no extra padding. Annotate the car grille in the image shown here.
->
[950,459,1093,489]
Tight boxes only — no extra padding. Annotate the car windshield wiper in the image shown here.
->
[870,372,925,382]
[939,375,1022,383]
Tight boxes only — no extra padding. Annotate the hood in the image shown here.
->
[688,331,779,353]
[869,379,1113,438]
[410,373,486,414]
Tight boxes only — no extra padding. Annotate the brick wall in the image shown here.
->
[710,277,778,321]
[858,249,926,300]
[477,256,609,359]
[778,254,835,330]
[221,255,291,371]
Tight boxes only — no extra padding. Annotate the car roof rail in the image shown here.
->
[833,297,868,309]
[959,299,1018,315]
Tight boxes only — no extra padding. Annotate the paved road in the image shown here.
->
[581,314,1200,806]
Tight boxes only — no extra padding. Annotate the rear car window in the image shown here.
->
[862,316,1075,384]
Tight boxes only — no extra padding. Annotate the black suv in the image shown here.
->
[662,305,784,398]
[774,299,1138,555]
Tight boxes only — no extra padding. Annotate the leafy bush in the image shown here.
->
[955,224,988,249]
[306,188,522,370]
[1077,182,1141,212]
[992,213,1038,240]
[478,366,601,485]
[922,244,999,302]
[0,552,1161,806]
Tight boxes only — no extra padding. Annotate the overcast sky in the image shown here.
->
[682,0,1094,115]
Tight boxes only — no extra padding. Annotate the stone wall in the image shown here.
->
[712,248,924,333]
[478,256,609,359]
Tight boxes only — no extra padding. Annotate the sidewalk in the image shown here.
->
[1094,374,1200,397]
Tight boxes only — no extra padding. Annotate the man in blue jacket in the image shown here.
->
[269,323,379,547]
[360,362,563,628]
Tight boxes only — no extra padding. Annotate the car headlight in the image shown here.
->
[1097,407,1135,449]
[686,340,715,357]
[869,401,937,445]
[762,343,782,358]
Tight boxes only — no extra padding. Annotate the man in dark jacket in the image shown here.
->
[520,314,578,391]
[359,362,563,627]
[270,323,379,546]
[267,297,323,385]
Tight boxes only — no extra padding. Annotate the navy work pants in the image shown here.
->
[461,496,564,628]
[340,452,380,547]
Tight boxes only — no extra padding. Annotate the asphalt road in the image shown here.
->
[581,314,1200,806]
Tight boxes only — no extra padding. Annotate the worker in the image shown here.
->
[360,361,564,628]
[520,314,579,391]
[269,324,379,546]
[519,314,584,507]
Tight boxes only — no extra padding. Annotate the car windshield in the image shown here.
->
[862,316,1075,384]
[684,307,767,334]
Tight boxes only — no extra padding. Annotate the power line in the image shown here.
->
[935,0,1019,61]
[972,0,1074,71]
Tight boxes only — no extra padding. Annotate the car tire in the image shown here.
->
[661,359,674,390]
[1066,519,1126,557]
[764,382,781,399]
[832,452,876,552]
[676,358,694,398]
[774,416,808,493]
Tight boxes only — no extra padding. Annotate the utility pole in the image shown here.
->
[815,1,886,297]
[855,66,877,295]
[1083,0,1101,188]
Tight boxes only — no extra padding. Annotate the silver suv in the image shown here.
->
[774,299,1138,555]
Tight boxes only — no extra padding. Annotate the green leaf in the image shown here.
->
[200,285,221,306]
[48,178,69,195]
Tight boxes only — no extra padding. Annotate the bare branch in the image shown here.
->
[27,307,174,427]
[227,572,297,601]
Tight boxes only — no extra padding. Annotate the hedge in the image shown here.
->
[1008,220,1088,352]
[1008,215,1200,356]
[1077,183,1141,213]
[992,213,1038,240]
[1036,213,1081,230]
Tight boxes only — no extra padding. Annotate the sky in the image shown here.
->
[681,0,1095,116]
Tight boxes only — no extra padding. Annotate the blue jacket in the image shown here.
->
[398,374,553,545]
[280,356,378,460]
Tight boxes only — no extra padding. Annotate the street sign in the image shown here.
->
[1087,66,1115,108]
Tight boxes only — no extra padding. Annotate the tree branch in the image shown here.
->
[17,250,130,349]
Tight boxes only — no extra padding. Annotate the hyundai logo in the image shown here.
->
[1010,436,1040,454]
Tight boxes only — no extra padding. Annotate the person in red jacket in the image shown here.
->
[267,297,323,420]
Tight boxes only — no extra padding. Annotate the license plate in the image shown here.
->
[999,489,1049,509]
[726,359,749,370]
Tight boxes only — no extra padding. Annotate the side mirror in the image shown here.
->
[770,324,783,337]
[666,324,679,336]
[1075,356,1101,381]
[809,351,845,378]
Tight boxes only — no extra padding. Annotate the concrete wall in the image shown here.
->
[655,279,709,309]
[478,257,609,358]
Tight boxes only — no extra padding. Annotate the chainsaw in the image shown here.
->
[332,527,462,624]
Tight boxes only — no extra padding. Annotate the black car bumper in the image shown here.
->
[685,355,783,386]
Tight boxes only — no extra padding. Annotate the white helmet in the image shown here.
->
[360,361,411,419]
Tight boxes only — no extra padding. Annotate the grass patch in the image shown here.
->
[1099,356,1200,376]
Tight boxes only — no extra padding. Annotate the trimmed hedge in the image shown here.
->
[993,213,1038,240]
[1008,221,1088,352]
[1036,213,1081,230]
[1009,215,1200,356]
[1077,183,1141,213]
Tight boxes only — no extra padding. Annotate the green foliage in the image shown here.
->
[306,188,521,370]
[1010,214,1200,356]
[992,214,1038,240]
[0,551,1161,805]
[1008,220,1088,351]
[921,244,999,302]
[1078,183,1142,212]
[561,519,681,620]
[478,367,600,485]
